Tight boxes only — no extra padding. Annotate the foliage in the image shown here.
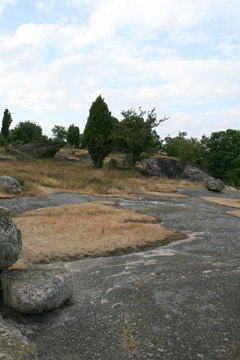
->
[201,129,240,186]
[51,125,67,141]
[10,121,46,144]
[115,108,167,169]
[163,132,187,157]
[1,109,13,143]
[163,132,203,165]
[41,139,65,158]
[84,95,114,168]
[67,124,80,147]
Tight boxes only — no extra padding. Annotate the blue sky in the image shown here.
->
[0,0,239,140]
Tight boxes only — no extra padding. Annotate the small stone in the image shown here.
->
[1,268,74,314]
[0,207,22,271]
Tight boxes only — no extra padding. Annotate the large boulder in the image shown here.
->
[0,316,36,359]
[0,176,22,193]
[0,207,22,271]
[15,140,50,160]
[140,158,184,178]
[205,177,225,192]
[1,268,74,314]
[183,165,209,183]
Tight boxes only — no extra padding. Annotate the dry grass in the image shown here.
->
[12,202,183,269]
[201,197,240,209]
[227,210,240,218]
[0,155,197,198]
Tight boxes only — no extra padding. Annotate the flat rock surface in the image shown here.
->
[0,316,36,359]
[0,187,240,359]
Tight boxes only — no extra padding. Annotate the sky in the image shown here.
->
[0,0,240,140]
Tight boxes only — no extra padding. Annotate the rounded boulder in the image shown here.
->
[0,175,22,193]
[0,207,22,271]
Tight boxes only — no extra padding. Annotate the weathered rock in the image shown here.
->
[109,158,118,168]
[0,155,15,161]
[183,165,209,183]
[0,207,22,271]
[205,177,225,192]
[0,316,36,360]
[140,158,184,178]
[1,268,74,314]
[0,176,22,193]
[15,140,50,159]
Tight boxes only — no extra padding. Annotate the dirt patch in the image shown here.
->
[201,197,240,209]
[150,191,188,198]
[227,210,240,218]
[12,202,184,269]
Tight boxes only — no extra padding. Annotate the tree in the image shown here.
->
[163,132,187,157]
[163,132,203,165]
[10,121,45,144]
[67,124,80,147]
[1,109,13,143]
[115,108,167,169]
[51,125,67,141]
[84,95,114,168]
[201,129,240,185]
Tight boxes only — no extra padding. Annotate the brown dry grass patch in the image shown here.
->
[0,157,197,198]
[227,210,240,218]
[12,202,183,269]
[201,197,240,209]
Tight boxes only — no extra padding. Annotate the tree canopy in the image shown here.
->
[10,121,45,144]
[115,108,167,169]
[51,125,67,141]
[84,95,114,168]
[67,124,80,147]
[202,129,240,186]
[1,109,13,143]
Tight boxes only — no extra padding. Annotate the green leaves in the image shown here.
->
[115,108,167,169]
[84,95,114,168]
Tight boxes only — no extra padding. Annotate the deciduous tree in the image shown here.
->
[115,108,167,169]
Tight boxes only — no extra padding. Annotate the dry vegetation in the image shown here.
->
[227,211,240,218]
[201,197,240,209]
[12,202,184,269]
[0,149,198,198]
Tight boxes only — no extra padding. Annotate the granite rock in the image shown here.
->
[0,207,22,271]
[1,268,74,314]
[0,316,36,360]
[205,177,225,192]
[0,176,22,193]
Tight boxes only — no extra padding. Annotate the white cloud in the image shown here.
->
[35,0,55,14]
[0,0,18,15]
[1,0,240,138]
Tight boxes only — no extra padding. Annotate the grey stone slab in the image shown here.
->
[0,316,36,359]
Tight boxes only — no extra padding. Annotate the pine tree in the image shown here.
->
[84,95,114,168]
[1,109,13,142]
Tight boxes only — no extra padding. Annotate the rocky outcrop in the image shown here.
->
[205,177,225,192]
[0,207,22,271]
[0,176,22,193]
[15,140,50,160]
[139,157,184,179]
[1,268,74,314]
[0,316,36,360]
[183,165,209,183]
